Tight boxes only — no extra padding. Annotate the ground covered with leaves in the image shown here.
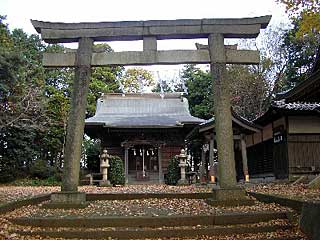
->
[0,185,211,205]
[246,182,320,201]
[0,184,310,239]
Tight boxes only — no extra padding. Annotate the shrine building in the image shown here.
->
[85,93,204,184]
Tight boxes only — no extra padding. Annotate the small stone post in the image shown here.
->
[100,149,111,186]
[177,149,188,185]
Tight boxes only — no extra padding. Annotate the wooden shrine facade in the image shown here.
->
[85,93,203,183]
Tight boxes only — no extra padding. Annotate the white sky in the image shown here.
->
[0,0,290,79]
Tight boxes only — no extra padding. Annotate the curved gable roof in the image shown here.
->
[85,93,204,128]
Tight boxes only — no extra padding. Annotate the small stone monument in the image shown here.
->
[177,149,188,185]
[99,148,111,186]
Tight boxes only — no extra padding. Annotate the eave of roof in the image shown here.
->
[254,100,320,125]
[198,110,262,133]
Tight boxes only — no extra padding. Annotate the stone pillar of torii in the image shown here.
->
[31,16,271,207]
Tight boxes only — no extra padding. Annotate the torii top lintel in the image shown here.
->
[31,15,271,44]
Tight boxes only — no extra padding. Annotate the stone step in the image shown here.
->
[10,211,289,228]
[86,192,212,200]
[13,224,294,239]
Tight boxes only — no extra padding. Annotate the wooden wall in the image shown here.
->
[288,116,320,134]
[247,139,274,176]
[287,134,320,174]
[161,145,183,173]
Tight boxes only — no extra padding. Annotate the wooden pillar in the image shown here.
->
[209,137,215,167]
[240,134,249,182]
[209,136,215,183]
[158,146,163,183]
[62,37,93,192]
[124,147,129,184]
[200,147,206,183]
[208,34,237,188]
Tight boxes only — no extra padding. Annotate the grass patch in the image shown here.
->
[11,177,61,186]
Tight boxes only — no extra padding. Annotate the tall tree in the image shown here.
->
[0,18,124,182]
[281,19,320,88]
[120,67,154,93]
[181,65,213,120]
[279,0,320,38]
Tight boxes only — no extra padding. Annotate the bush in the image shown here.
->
[12,177,61,186]
[109,155,125,186]
[165,157,181,185]
[29,159,59,180]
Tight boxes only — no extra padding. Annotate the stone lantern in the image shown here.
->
[177,149,188,185]
[100,148,111,186]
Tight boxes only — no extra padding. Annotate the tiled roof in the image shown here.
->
[198,110,261,133]
[85,93,204,128]
[272,100,320,111]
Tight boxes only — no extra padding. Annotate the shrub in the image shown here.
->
[29,159,58,180]
[109,155,125,186]
[165,157,181,185]
[12,177,61,186]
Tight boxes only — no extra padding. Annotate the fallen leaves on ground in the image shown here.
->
[0,184,211,205]
[246,182,320,201]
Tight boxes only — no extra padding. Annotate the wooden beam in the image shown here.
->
[31,16,271,43]
[43,49,260,67]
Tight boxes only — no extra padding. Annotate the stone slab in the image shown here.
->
[14,225,292,239]
[11,211,288,228]
[247,192,303,212]
[206,198,255,207]
[177,179,189,185]
[300,201,320,240]
[211,187,247,201]
[42,192,88,209]
[31,16,271,43]
[43,49,260,67]
[0,194,50,214]
[99,180,111,187]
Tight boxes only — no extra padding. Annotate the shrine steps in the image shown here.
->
[10,211,300,239]
[127,172,160,184]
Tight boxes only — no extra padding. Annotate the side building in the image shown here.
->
[85,93,204,184]
[186,110,262,182]
[246,48,320,180]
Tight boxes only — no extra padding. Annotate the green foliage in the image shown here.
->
[109,155,125,186]
[12,177,61,186]
[29,159,59,180]
[165,157,181,185]
[181,65,213,120]
[278,0,320,38]
[83,138,101,173]
[281,19,320,88]
[0,17,124,182]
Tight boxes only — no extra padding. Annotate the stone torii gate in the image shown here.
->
[32,16,271,207]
